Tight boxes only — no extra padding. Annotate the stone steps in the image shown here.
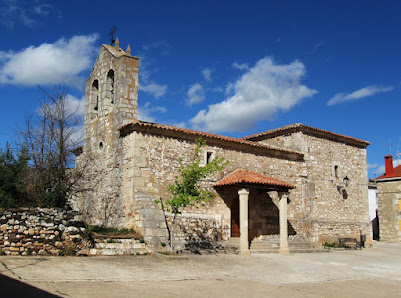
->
[220,237,328,254]
[250,239,328,254]
[88,237,150,256]
[251,248,330,254]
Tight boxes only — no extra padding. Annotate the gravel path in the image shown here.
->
[0,242,400,297]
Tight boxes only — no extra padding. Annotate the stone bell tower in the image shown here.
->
[84,38,139,154]
[76,39,139,228]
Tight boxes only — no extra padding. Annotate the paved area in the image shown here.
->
[0,242,401,297]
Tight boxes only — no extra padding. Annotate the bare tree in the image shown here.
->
[18,85,85,207]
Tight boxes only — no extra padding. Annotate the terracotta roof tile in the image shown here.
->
[243,123,370,148]
[118,121,304,159]
[214,168,294,189]
[377,164,401,179]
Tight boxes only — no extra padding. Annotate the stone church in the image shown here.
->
[73,40,372,254]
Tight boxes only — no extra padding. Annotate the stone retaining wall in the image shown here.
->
[165,213,223,251]
[0,208,89,256]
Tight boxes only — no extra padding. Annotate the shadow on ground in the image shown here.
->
[0,272,58,297]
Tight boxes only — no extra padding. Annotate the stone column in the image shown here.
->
[279,192,290,255]
[238,188,250,256]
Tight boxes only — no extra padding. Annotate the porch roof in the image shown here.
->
[214,168,294,189]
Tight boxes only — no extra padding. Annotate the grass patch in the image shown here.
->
[324,242,341,248]
[158,251,178,256]
[88,225,136,235]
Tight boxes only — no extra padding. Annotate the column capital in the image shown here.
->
[238,188,249,196]
[278,191,290,200]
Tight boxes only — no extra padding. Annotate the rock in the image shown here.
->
[67,226,80,234]
[76,249,89,256]
[49,249,60,255]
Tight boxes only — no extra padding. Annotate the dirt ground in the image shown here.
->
[0,242,401,297]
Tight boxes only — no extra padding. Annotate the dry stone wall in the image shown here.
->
[0,208,88,256]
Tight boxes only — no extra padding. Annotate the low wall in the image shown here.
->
[0,208,89,256]
[165,213,223,251]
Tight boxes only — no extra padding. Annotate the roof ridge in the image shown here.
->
[242,123,370,147]
[118,121,304,159]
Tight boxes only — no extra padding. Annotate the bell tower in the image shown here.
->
[84,38,139,153]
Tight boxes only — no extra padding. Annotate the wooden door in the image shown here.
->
[231,198,240,237]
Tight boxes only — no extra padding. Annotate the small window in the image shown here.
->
[334,165,339,178]
[99,141,104,150]
[205,151,215,165]
[107,70,115,104]
[92,80,99,112]
[206,152,213,164]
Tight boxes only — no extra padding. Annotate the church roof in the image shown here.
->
[214,168,294,189]
[119,121,304,161]
[243,123,370,148]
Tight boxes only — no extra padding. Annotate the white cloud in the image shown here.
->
[65,95,85,117]
[186,83,205,106]
[374,159,401,175]
[137,42,169,97]
[165,120,187,128]
[0,0,56,29]
[328,85,393,106]
[367,163,379,169]
[190,57,317,132]
[138,107,156,122]
[0,34,99,88]
[201,67,213,82]
[139,83,167,98]
[138,102,167,122]
[232,62,249,70]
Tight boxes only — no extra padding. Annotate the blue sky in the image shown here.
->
[0,0,400,177]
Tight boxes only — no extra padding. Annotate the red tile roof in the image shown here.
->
[377,164,401,179]
[119,121,304,160]
[243,123,370,148]
[214,168,294,189]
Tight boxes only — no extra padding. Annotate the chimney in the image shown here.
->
[385,155,394,177]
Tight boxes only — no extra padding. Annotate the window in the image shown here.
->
[92,80,99,112]
[107,70,115,104]
[206,152,213,164]
[200,150,216,167]
[334,165,339,178]
[333,163,341,181]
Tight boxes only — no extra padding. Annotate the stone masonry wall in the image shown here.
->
[73,45,140,230]
[377,179,401,242]
[258,131,371,243]
[165,213,223,251]
[0,208,88,256]
[120,131,306,248]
